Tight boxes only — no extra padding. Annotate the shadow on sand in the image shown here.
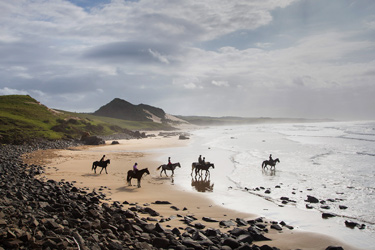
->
[81,173,102,177]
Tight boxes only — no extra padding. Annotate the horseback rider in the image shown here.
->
[133,163,138,174]
[269,154,273,162]
[202,157,206,165]
[168,157,172,167]
[100,155,105,162]
[198,155,202,164]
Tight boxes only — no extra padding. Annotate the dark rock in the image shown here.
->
[248,227,271,241]
[172,227,181,236]
[260,245,279,250]
[306,204,313,209]
[152,237,170,248]
[144,207,160,216]
[237,234,253,244]
[345,220,358,229]
[202,217,219,222]
[81,136,105,145]
[179,135,189,140]
[182,238,203,249]
[154,200,171,204]
[223,237,240,249]
[155,223,166,233]
[229,227,248,236]
[255,223,267,229]
[306,195,319,203]
[270,224,282,231]
[339,205,348,210]
[194,223,205,229]
[325,246,344,250]
[237,244,253,250]
[236,218,248,226]
[220,220,236,227]
[322,213,336,219]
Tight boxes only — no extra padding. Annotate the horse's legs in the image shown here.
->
[137,178,141,188]
[171,170,174,177]
[100,167,103,174]
[105,167,108,174]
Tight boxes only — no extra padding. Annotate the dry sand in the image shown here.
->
[23,135,358,250]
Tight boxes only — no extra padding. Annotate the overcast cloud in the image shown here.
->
[0,0,374,119]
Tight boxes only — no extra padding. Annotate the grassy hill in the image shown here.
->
[0,95,173,144]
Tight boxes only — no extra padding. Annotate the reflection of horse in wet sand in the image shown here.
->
[191,175,214,192]
[195,163,215,177]
[126,168,150,188]
[157,162,181,177]
[261,158,280,170]
[92,159,111,174]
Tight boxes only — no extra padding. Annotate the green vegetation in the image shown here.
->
[64,112,173,131]
[0,95,173,144]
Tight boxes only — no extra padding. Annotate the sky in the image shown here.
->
[0,0,374,120]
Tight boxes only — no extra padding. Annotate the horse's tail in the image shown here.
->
[261,161,265,168]
[127,172,131,182]
[157,165,162,170]
[92,162,95,171]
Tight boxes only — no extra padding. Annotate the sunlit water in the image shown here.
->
[151,121,375,249]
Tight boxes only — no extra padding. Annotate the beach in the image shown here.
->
[23,130,365,250]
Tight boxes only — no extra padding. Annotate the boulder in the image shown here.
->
[223,237,240,249]
[322,213,336,219]
[81,136,105,145]
[306,195,319,203]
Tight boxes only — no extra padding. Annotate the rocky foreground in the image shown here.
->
[0,141,344,250]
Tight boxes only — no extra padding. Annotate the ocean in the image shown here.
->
[153,120,375,249]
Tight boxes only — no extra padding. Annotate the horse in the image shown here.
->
[195,163,215,177]
[126,168,150,188]
[92,159,111,174]
[157,162,181,177]
[261,158,280,170]
[191,161,211,176]
[191,162,199,176]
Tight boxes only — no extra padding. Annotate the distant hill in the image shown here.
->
[0,95,176,144]
[93,98,187,125]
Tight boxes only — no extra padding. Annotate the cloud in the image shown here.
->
[211,80,229,87]
[0,87,29,95]
[0,0,374,119]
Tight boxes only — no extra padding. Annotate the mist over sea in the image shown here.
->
[153,120,375,249]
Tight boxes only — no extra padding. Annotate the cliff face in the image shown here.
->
[93,98,166,122]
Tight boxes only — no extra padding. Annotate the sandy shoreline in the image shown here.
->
[24,135,359,250]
